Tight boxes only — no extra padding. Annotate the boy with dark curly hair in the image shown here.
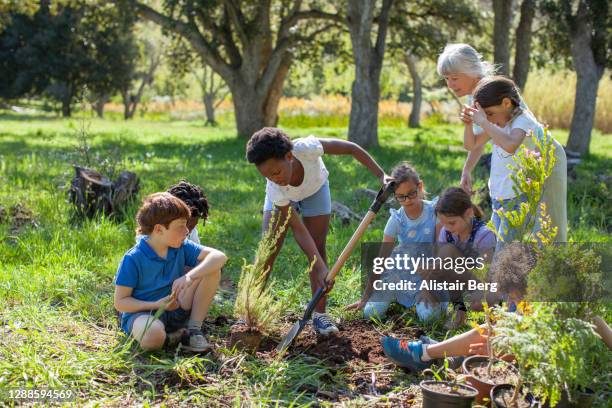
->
[246,127,388,335]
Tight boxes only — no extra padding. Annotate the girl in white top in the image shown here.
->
[246,127,389,335]
[463,76,567,242]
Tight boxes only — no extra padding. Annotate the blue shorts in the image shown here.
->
[263,180,331,217]
[121,307,191,334]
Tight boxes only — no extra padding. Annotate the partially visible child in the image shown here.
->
[167,181,210,244]
[136,181,209,245]
[246,127,388,335]
[345,162,447,322]
[114,192,227,352]
[462,76,567,242]
[381,242,532,371]
[381,242,612,371]
[435,187,497,329]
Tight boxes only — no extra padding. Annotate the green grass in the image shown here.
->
[0,112,610,406]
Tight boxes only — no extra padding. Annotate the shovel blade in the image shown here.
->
[276,319,306,352]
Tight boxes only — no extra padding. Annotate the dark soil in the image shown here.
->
[423,382,476,397]
[468,360,519,385]
[229,322,263,351]
[258,318,423,395]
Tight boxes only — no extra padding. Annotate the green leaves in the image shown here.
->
[487,126,558,245]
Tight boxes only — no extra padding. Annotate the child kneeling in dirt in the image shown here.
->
[346,162,448,322]
[114,192,227,352]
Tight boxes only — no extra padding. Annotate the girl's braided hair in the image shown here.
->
[167,181,209,224]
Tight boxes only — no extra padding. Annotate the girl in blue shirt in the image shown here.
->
[346,162,447,321]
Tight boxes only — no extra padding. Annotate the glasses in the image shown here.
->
[395,186,420,202]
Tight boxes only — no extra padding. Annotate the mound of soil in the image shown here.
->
[290,320,400,365]
[258,318,423,395]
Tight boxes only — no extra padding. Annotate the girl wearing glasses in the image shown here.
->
[346,162,448,322]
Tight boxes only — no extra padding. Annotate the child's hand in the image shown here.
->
[172,275,193,297]
[380,173,393,186]
[156,294,179,311]
[460,172,473,195]
[344,299,366,311]
[460,105,475,125]
[314,265,333,292]
[468,336,490,355]
[471,102,487,127]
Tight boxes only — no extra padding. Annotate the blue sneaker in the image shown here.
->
[381,336,432,371]
[312,312,339,336]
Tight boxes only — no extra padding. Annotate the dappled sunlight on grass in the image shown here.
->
[0,116,610,405]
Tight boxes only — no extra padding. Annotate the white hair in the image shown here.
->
[437,43,496,79]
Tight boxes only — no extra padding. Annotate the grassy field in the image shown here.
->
[0,113,610,406]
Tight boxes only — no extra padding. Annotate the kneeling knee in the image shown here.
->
[139,325,166,351]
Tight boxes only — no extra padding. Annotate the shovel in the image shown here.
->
[276,181,397,352]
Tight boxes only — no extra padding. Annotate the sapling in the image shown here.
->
[487,127,557,245]
[234,208,315,335]
[234,209,289,334]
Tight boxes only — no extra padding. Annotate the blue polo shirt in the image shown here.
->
[115,237,203,332]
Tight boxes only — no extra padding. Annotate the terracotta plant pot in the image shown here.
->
[462,355,520,406]
[490,384,540,408]
[420,380,478,408]
[229,324,263,352]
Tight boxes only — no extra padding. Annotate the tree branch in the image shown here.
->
[374,0,394,57]
[257,37,291,96]
[283,8,344,30]
[222,0,250,49]
[194,8,241,67]
[133,1,235,82]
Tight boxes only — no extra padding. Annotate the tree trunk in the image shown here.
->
[203,93,216,126]
[513,0,535,91]
[135,2,305,138]
[347,0,393,148]
[93,101,105,118]
[566,9,604,157]
[122,92,132,120]
[231,81,274,137]
[61,97,71,117]
[492,0,513,76]
[263,55,291,129]
[92,94,109,118]
[404,53,422,128]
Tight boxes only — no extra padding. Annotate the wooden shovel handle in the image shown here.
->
[323,181,396,285]
[325,210,376,284]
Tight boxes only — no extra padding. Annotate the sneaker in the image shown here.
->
[381,336,432,371]
[312,312,339,336]
[165,328,187,348]
[418,335,464,370]
[181,329,211,352]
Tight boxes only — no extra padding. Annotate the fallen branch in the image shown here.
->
[331,201,362,225]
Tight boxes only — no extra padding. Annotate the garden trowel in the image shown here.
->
[276,181,397,352]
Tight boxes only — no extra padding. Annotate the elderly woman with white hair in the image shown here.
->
[436,43,497,195]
